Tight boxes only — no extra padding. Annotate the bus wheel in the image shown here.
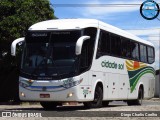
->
[127,87,143,106]
[84,86,103,108]
[102,101,109,107]
[137,87,143,105]
[40,102,58,110]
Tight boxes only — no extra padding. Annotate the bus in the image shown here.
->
[11,19,155,109]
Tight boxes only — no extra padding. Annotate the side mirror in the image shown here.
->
[75,36,90,55]
[11,37,25,56]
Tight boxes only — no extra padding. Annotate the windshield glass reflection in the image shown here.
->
[21,30,81,79]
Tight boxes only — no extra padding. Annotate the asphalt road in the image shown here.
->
[0,98,159,118]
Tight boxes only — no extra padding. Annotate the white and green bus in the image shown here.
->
[11,19,155,109]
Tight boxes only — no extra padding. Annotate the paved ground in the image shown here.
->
[0,98,159,120]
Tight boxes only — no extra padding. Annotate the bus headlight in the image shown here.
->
[21,92,25,97]
[63,78,83,88]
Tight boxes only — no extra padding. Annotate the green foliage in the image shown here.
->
[0,0,56,45]
[0,0,57,101]
[0,0,56,67]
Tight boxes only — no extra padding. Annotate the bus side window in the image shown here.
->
[110,34,121,57]
[147,46,155,64]
[80,27,97,72]
[96,30,110,58]
[140,44,147,63]
[130,42,140,61]
[80,41,89,68]
[121,38,131,58]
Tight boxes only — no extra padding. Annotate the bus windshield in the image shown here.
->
[21,30,81,79]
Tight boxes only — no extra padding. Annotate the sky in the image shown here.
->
[50,0,160,70]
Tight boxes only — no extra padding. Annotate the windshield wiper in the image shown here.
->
[21,69,37,77]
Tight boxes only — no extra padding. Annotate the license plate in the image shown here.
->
[40,94,50,98]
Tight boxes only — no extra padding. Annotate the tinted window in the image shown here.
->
[140,44,147,62]
[96,30,155,64]
[110,34,121,56]
[26,32,50,43]
[121,38,131,58]
[131,42,139,60]
[98,30,110,54]
[80,27,97,72]
[147,47,154,64]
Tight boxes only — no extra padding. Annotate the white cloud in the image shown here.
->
[127,29,160,47]
[127,29,159,36]
[148,36,160,48]
[82,0,141,17]
[127,29,160,46]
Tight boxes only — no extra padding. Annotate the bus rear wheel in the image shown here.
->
[40,102,59,110]
[84,86,103,108]
[127,87,143,106]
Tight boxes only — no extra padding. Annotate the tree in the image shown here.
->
[0,0,56,47]
[0,0,56,102]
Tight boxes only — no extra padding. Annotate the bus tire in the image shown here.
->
[102,101,109,107]
[40,102,58,110]
[84,86,103,108]
[127,87,143,106]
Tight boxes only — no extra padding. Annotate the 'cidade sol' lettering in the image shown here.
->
[101,60,124,70]
[101,60,117,69]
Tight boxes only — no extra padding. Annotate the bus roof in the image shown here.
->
[29,19,154,46]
